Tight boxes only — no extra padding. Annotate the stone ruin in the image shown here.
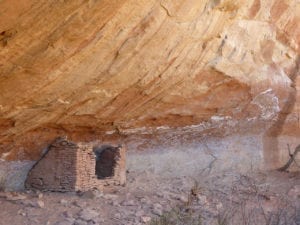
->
[25,138,126,192]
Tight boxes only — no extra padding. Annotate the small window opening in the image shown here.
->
[93,145,117,179]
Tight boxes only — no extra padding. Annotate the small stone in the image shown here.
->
[102,194,118,200]
[153,203,162,209]
[152,208,163,216]
[20,199,37,207]
[288,185,300,199]
[141,216,151,223]
[37,200,45,208]
[178,195,188,203]
[17,209,26,216]
[73,200,87,208]
[62,211,73,218]
[111,200,119,206]
[121,199,136,206]
[114,213,122,219]
[197,195,207,204]
[140,198,150,204]
[152,203,163,216]
[26,208,41,217]
[78,208,99,221]
[80,190,98,199]
[156,193,164,198]
[216,202,223,210]
[38,193,43,199]
[60,199,69,206]
[5,192,27,201]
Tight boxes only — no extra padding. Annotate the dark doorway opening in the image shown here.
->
[93,145,117,179]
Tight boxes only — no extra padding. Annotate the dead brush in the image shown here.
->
[190,180,202,197]
[150,181,204,225]
[186,180,203,207]
[149,207,202,225]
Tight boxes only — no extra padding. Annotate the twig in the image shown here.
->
[277,144,300,172]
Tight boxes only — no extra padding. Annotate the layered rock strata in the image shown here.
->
[0,0,299,189]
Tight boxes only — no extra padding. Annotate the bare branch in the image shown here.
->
[277,144,300,172]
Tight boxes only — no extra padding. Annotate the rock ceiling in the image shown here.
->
[0,0,299,160]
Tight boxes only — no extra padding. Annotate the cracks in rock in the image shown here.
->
[205,35,228,68]
[159,1,207,24]
[159,1,172,18]
[217,35,227,56]
[203,0,221,13]
[201,141,218,175]
[263,55,300,169]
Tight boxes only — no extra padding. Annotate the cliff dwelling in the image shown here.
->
[0,0,299,224]
[25,138,126,192]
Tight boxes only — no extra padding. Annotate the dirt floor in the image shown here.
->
[0,134,299,225]
[0,168,299,225]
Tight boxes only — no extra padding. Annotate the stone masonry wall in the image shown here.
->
[25,138,77,191]
[25,138,126,192]
[75,144,126,191]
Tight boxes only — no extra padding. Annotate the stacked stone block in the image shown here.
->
[25,138,126,192]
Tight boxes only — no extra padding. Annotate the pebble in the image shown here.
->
[197,195,207,204]
[102,194,118,200]
[62,211,73,218]
[78,208,99,221]
[152,203,163,216]
[73,200,87,208]
[140,197,151,205]
[114,212,123,220]
[17,209,26,217]
[60,199,69,206]
[20,199,38,208]
[152,203,162,209]
[141,216,151,223]
[111,200,119,206]
[5,192,27,201]
[178,195,188,203]
[121,200,136,206]
[216,202,223,210]
[37,200,45,208]
[288,185,300,199]
[152,208,163,216]
[80,190,103,199]
[38,193,43,199]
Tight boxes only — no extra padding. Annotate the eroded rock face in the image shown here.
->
[0,0,299,165]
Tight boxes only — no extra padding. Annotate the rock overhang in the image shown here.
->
[0,0,299,161]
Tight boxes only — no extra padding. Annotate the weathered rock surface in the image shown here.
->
[0,0,299,191]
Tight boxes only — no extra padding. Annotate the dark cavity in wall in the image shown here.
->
[93,145,118,179]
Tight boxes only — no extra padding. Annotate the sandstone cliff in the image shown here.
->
[0,0,299,163]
